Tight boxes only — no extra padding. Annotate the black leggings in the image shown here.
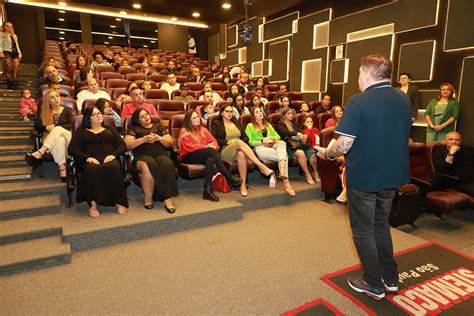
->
[181,147,230,186]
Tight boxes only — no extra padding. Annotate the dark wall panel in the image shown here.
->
[157,24,188,53]
[329,0,437,46]
[291,10,330,92]
[208,33,219,64]
[269,40,290,82]
[344,35,392,104]
[457,57,474,145]
[6,4,42,63]
[263,12,298,42]
[222,49,239,66]
[227,25,238,48]
[444,0,474,51]
[330,59,347,84]
[398,40,435,81]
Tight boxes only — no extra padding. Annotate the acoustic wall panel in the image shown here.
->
[227,24,238,48]
[329,0,438,46]
[268,40,290,83]
[398,40,436,82]
[291,9,331,92]
[223,49,239,66]
[444,0,474,51]
[330,59,349,84]
[207,33,219,64]
[263,12,299,42]
[313,22,329,49]
[301,59,322,92]
[457,57,474,144]
[419,90,439,109]
[344,34,392,104]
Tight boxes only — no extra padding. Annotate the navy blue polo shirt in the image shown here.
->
[335,82,412,192]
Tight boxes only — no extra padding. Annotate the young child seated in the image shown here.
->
[300,102,312,113]
[19,89,37,121]
[300,115,320,148]
[201,103,216,120]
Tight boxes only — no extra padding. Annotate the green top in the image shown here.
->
[424,98,460,133]
[245,122,281,147]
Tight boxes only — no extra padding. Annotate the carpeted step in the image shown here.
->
[0,113,23,121]
[0,102,20,108]
[0,154,28,168]
[0,144,33,156]
[0,166,32,182]
[0,214,62,245]
[0,126,31,136]
[0,120,34,127]
[0,195,61,221]
[0,108,20,114]
[0,236,71,277]
[0,177,63,200]
[0,135,31,145]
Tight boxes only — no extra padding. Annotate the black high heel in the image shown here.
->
[24,151,43,169]
[164,204,176,214]
[143,196,153,209]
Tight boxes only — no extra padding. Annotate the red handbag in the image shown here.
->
[211,173,231,193]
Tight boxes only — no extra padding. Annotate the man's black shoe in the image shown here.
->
[383,280,398,294]
[347,276,385,300]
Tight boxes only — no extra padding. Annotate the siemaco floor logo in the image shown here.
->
[322,242,474,316]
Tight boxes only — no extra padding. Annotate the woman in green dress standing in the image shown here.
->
[424,83,460,143]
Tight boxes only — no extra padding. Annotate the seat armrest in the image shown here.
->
[434,171,459,181]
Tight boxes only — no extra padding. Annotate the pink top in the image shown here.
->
[19,97,37,117]
[302,127,320,148]
[120,102,158,119]
[325,118,337,129]
[179,126,219,159]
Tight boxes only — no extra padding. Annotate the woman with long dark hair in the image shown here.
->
[68,106,128,218]
[179,109,241,202]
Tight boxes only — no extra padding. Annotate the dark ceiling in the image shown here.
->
[65,0,308,25]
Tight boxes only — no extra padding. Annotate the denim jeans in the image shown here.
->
[347,187,398,288]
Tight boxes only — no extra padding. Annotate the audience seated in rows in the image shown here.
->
[160,73,181,99]
[121,87,158,119]
[76,78,110,113]
[198,82,223,106]
[41,65,71,86]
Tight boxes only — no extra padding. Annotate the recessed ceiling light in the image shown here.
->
[132,3,141,9]
[58,18,65,21]
[171,17,178,22]
[104,41,109,44]
[58,2,67,6]
[112,31,117,34]
[59,31,65,34]
[143,45,148,48]
[116,18,122,21]
[120,10,127,15]
[108,36,113,39]
[155,30,158,33]
[192,12,200,18]
[59,37,65,40]
[150,40,156,43]
[222,3,231,9]
[58,10,65,13]
[110,25,116,28]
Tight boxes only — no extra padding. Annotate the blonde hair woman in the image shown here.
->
[25,90,73,181]
[0,21,22,89]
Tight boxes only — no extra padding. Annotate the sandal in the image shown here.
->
[240,186,248,197]
[143,196,154,209]
[24,151,43,169]
[259,166,274,177]
[284,185,296,197]
[306,175,315,185]
[59,167,67,183]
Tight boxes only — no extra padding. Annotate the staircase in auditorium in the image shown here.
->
[0,64,71,277]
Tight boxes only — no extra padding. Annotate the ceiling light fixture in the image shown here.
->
[59,31,65,34]
[222,3,231,9]
[150,40,156,43]
[58,18,65,21]
[143,45,148,48]
[171,17,178,22]
[104,41,109,44]
[132,3,141,9]
[108,36,113,39]
[8,0,208,28]
[120,10,127,15]
[59,37,64,40]
[116,18,122,21]
[59,10,65,13]
[192,12,200,18]
[110,25,116,28]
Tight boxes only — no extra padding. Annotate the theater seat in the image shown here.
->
[105,79,129,89]
[156,100,185,128]
[119,68,138,75]
[125,73,147,81]
[168,114,207,179]
[318,127,341,201]
[288,91,303,101]
[94,65,115,74]
[316,112,331,131]
[148,74,167,83]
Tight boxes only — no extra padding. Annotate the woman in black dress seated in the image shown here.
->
[68,106,129,218]
[124,109,178,213]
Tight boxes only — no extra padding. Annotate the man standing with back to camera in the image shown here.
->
[315,54,412,300]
